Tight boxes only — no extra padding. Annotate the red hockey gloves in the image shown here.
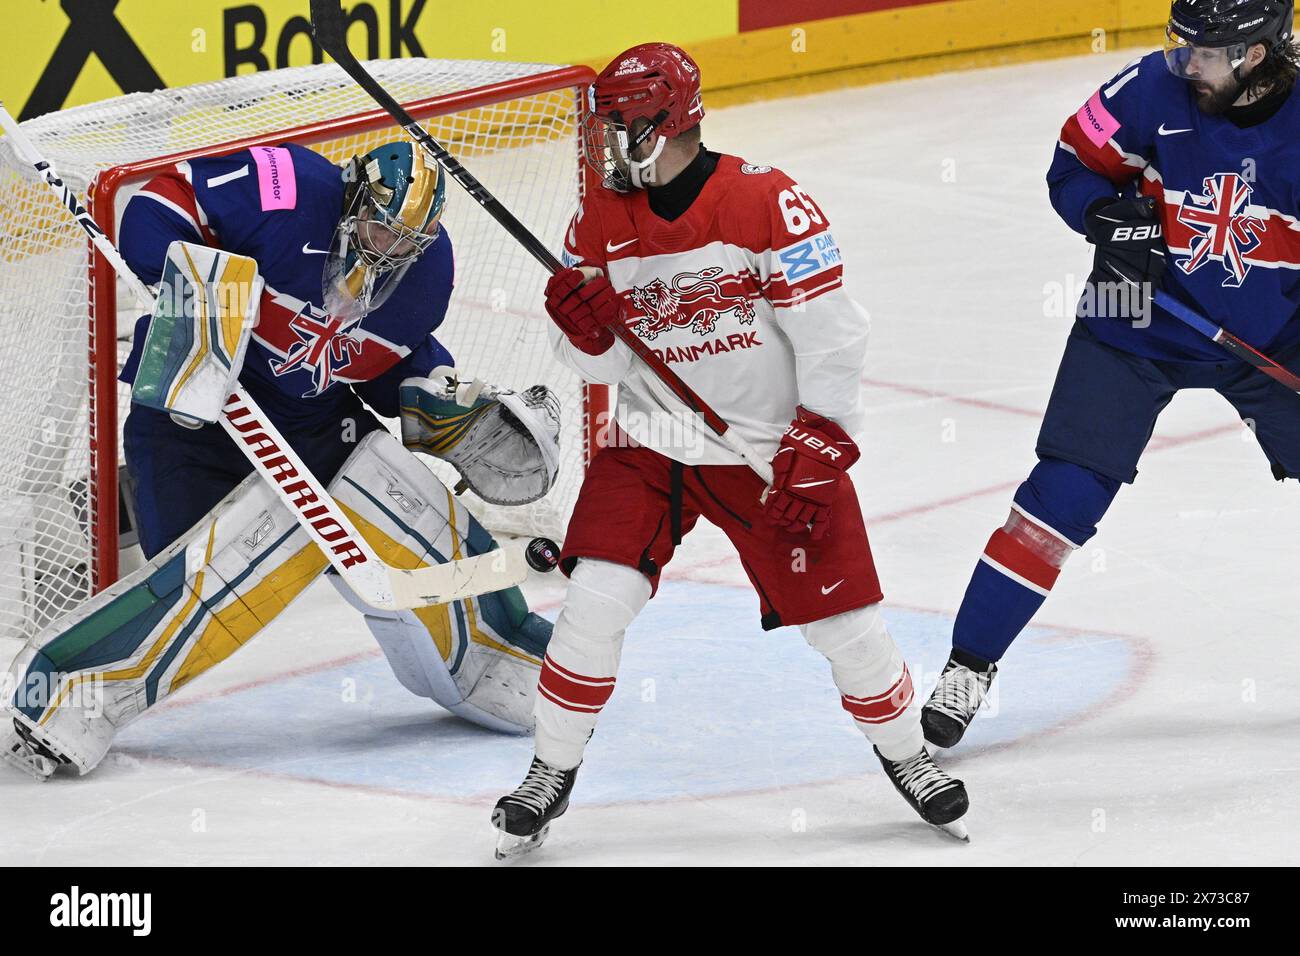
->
[545,267,620,355]
[764,407,861,540]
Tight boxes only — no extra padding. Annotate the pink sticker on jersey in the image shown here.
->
[253,146,296,211]
[1076,92,1120,148]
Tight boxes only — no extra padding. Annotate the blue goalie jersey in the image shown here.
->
[1048,50,1300,363]
[118,142,456,426]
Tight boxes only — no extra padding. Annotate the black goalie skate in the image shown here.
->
[921,652,997,748]
[874,746,970,842]
[492,756,578,860]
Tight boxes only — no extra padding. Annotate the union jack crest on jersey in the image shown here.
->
[1175,173,1267,288]
[270,304,365,396]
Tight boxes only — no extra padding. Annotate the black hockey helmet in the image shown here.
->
[1168,0,1294,49]
[1166,0,1295,79]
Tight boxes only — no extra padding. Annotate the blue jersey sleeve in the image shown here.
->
[1048,53,1160,234]
[118,170,208,284]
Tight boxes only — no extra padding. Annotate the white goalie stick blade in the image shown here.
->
[221,388,526,611]
[387,544,528,608]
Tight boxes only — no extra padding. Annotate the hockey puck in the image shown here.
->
[525,537,561,573]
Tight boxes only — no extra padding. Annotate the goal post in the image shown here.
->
[0,59,607,643]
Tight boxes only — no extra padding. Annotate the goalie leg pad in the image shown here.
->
[327,430,552,734]
[1,472,326,776]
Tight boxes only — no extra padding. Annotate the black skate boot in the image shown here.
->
[874,745,970,841]
[921,650,997,748]
[492,756,579,860]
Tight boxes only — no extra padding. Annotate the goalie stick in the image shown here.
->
[307,0,776,486]
[1153,290,1300,393]
[0,101,537,611]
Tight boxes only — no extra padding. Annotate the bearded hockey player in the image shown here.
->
[2,139,560,779]
[491,43,970,858]
[921,0,1300,748]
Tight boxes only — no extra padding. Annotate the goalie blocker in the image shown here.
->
[1,430,551,780]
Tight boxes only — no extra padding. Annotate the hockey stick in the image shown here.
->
[1153,290,1300,392]
[308,0,775,485]
[0,101,533,611]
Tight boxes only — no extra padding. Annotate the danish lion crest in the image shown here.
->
[627,267,756,339]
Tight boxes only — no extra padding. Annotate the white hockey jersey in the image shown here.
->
[555,154,869,466]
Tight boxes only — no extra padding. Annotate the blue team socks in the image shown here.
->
[952,458,1121,665]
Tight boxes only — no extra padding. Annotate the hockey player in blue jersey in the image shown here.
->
[922,0,1300,747]
[118,141,460,554]
[2,139,562,779]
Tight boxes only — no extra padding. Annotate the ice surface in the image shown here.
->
[3,50,1297,866]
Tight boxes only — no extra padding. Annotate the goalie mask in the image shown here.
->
[325,140,447,320]
[399,369,562,507]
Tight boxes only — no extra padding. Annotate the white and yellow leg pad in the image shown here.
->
[328,431,550,735]
[0,430,550,779]
[1,471,328,777]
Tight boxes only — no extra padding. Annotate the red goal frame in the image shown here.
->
[83,64,604,593]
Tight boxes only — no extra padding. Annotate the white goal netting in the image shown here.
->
[0,58,596,642]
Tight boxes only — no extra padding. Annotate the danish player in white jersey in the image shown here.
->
[491,43,971,857]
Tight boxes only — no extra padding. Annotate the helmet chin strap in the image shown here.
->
[628,134,668,189]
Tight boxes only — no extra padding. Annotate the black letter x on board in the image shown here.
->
[21,0,165,120]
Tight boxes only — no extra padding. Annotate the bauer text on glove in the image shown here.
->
[763,407,861,539]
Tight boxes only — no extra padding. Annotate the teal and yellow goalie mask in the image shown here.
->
[324,140,446,319]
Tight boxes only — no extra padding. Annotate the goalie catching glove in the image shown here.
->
[763,407,861,540]
[400,367,561,506]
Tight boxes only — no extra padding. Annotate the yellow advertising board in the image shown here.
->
[2,0,1173,121]
[2,0,738,120]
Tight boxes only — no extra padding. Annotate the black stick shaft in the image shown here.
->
[310,1,561,275]
[308,0,764,468]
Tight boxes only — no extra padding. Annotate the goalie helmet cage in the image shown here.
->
[0,59,607,643]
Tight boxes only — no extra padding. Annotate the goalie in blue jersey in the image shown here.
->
[2,140,561,779]
[922,0,1300,748]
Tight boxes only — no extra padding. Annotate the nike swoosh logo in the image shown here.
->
[606,238,637,253]
[1158,124,1193,136]
[302,243,329,255]
[821,581,844,595]
[792,479,836,489]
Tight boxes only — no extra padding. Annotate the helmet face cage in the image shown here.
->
[323,149,441,319]
[340,161,441,273]
[581,107,664,192]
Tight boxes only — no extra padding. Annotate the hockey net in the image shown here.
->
[0,58,604,643]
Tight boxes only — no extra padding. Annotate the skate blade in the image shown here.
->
[0,747,54,781]
[934,818,970,843]
[0,731,56,782]
[493,823,551,861]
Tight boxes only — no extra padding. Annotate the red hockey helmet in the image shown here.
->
[582,43,705,191]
